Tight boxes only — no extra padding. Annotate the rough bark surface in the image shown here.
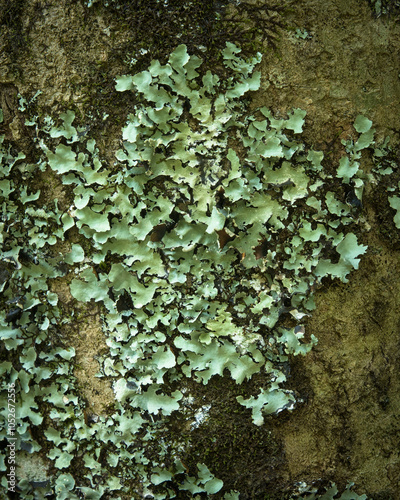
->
[1,0,400,498]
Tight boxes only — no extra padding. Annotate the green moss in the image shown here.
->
[366,0,400,16]
[0,0,26,59]
[370,142,400,248]
[84,0,287,62]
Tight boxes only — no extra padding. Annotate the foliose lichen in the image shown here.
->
[0,42,382,498]
[295,481,367,500]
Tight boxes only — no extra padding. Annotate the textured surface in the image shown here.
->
[1,0,400,498]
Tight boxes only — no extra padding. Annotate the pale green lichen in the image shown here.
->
[296,481,368,499]
[0,43,379,498]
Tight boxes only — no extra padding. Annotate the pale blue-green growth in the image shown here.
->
[297,481,368,499]
[0,43,376,497]
[388,195,400,228]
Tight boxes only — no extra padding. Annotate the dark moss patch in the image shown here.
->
[366,0,400,17]
[0,0,26,59]
[368,149,400,249]
[159,374,293,499]
[82,0,288,69]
